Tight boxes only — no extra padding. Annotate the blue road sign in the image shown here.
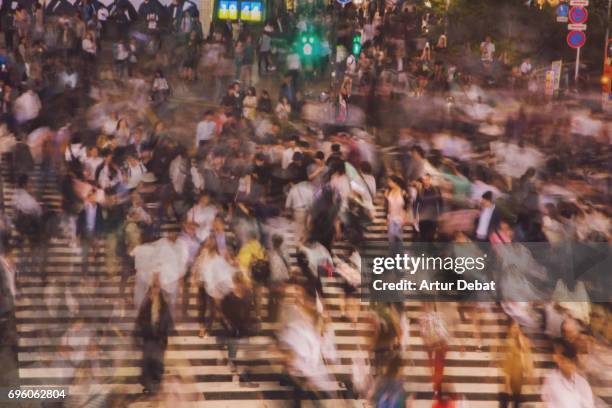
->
[567,30,586,48]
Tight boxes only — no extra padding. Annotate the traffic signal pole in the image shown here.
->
[603,0,612,109]
[606,0,612,56]
[605,0,612,66]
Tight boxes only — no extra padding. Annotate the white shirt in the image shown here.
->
[59,71,78,89]
[13,189,42,216]
[520,61,532,75]
[97,7,108,21]
[196,253,236,300]
[82,38,96,54]
[346,55,357,74]
[480,41,495,62]
[195,120,216,146]
[287,53,301,71]
[102,118,118,135]
[64,143,87,162]
[281,147,299,170]
[186,204,217,242]
[169,155,187,194]
[152,77,169,91]
[542,370,594,408]
[126,162,147,186]
[286,181,315,211]
[97,165,121,190]
[13,91,41,124]
[83,156,103,181]
[476,205,495,240]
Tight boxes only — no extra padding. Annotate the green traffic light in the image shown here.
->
[352,34,362,55]
[298,33,317,57]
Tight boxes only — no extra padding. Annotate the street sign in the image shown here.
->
[569,0,588,5]
[568,23,587,30]
[552,60,562,92]
[567,30,586,48]
[569,6,588,24]
[556,4,569,22]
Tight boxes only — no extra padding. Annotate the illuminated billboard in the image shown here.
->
[218,0,238,20]
[218,0,262,21]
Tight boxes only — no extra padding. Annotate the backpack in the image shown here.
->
[251,259,270,284]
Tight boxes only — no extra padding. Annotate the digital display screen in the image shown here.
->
[219,0,260,21]
[250,1,262,21]
[240,2,251,20]
[218,0,238,20]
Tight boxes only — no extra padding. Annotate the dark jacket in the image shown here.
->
[220,288,254,338]
[136,290,174,346]
[474,206,502,240]
[138,0,166,31]
[415,185,443,222]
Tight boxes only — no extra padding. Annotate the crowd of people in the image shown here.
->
[0,0,609,407]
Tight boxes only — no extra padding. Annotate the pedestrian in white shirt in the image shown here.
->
[125,154,147,189]
[151,70,170,103]
[13,89,41,124]
[82,31,96,57]
[281,139,300,170]
[195,110,217,149]
[285,180,315,242]
[101,111,119,136]
[13,175,45,272]
[83,146,103,182]
[64,136,87,163]
[520,58,532,76]
[185,194,218,243]
[480,36,495,63]
[542,340,594,408]
[13,174,42,218]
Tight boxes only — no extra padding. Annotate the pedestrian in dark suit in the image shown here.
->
[474,191,501,241]
[135,275,173,394]
[76,191,105,276]
[414,174,443,242]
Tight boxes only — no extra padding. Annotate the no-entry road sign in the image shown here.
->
[567,30,586,48]
[569,6,588,24]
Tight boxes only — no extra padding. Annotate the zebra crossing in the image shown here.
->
[4,164,611,407]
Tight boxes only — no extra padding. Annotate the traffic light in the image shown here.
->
[352,33,362,56]
[301,34,316,56]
